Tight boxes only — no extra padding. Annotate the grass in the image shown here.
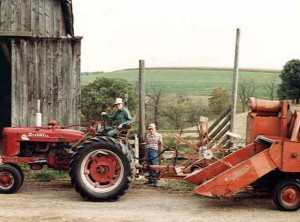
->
[81,68,281,97]
[20,164,70,182]
[161,180,197,192]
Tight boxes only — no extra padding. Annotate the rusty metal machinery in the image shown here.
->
[143,97,300,211]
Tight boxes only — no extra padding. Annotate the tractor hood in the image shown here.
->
[3,126,87,143]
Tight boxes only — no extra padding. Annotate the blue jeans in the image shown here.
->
[102,126,119,137]
[145,149,159,184]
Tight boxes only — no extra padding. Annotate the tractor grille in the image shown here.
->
[1,134,7,155]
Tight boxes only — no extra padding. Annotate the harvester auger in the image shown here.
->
[141,97,300,211]
[0,117,135,201]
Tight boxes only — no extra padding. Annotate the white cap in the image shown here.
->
[148,123,156,129]
[114,98,123,105]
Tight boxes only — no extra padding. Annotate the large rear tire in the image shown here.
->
[273,180,300,211]
[0,164,22,194]
[69,136,134,201]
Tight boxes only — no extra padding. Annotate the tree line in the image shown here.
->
[81,59,300,130]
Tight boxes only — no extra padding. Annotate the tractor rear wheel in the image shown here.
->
[0,164,23,194]
[273,180,300,211]
[69,136,134,201]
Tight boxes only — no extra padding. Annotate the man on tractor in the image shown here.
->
[101,98,134,137]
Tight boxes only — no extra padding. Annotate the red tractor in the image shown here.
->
[0,120,134,201]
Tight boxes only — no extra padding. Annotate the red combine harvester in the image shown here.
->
[0,118,134,201]
[144,97,300,211]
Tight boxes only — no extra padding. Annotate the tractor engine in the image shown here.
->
[20,141,72,170]
[1,120,87,170]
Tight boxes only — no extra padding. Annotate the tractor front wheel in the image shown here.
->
[8,163,24,188]
[0,164,23,194]
[273,180,300,211]
[69,136,134,201]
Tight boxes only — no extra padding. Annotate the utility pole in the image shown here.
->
[138,60,146,143]
[230,28,240,133]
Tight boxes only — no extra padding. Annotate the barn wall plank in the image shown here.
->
[73,39,81,124]
[11,39,17,126]
[24,0,31,31]
[31,0,37,36]
[11,0,18,31]
[27,39,34,125]
[0,0,8,31]
[44,0,52,37]
[11,38,81,127]
[38,0,45,36]
[1,0,67,37]
[19,0,25,31]
[44,39,53,121]
[53,1,61,37]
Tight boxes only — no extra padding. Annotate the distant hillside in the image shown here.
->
[120,66,281,73]
[81,67,281,97]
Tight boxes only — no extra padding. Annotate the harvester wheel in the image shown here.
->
[69,136,134,201]
[273,180,300,211]
[0,164,23,194]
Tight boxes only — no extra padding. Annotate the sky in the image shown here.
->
[73,0,300,72]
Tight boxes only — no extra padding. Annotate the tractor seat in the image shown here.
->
[118,124,132,138]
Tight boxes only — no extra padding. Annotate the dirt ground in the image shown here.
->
[0,179,299,222]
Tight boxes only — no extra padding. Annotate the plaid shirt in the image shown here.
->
[146,133,163,151]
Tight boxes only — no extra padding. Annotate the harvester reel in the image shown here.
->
[203,150,213,160]
[199,146,213,160]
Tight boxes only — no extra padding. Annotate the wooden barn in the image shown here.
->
[0,0,82,132]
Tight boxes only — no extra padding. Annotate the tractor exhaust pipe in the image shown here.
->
[35,99,42,127]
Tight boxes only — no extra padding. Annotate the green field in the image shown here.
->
[81,68,281,97]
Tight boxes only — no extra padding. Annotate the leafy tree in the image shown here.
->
[278,59,300,103]
[81,78,137,121]
[208,87,230,114]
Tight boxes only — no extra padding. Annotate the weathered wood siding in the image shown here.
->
[11,38,81,126]
[0,0,67,37]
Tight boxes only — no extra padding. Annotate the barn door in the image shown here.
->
[0,40,11,135]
